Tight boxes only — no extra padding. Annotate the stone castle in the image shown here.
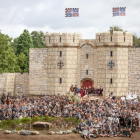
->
[0,31,140,96]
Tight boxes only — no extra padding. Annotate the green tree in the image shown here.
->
[110,26,123,34]
[110,26,140,47]
[11,37,18,54]
[17,53,28,73]
[31,31,46,48]
[16,29,33,73]
[0,32,21,73]
[133,34,140,48]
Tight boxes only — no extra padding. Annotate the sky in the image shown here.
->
[0,0,140,39]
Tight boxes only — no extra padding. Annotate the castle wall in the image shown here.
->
[94,47,109,96]
[94,47,118,96]
[0,73,7,95]
[79,44,94,86]
[29,48,47,95]
[95,31,132,96]
[0,73,29,96]
[1,31,136,97]
[47,47,77,95]
[128,48,140,95]
[15,73,29,95]
[95,47,129,97]
[66,48,77,92]
[45,32,81,95]
[116,48,128,96]
[47,48,67,94]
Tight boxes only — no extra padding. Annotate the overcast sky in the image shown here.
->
[0,0,140,39]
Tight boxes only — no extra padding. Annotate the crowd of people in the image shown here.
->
[70,85,103,97]
[0,92,140,139]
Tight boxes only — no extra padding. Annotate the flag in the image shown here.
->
[65,8,79,17]
[112,7,126,17]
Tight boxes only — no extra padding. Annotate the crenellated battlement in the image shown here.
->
[45,31,133,48]
[96,31,133,47]
[45,32,82,47]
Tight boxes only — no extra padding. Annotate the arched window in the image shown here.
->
[99,36,100,42]
[49,37,50,43]
[124,37,125,42]
[60,37,61,42]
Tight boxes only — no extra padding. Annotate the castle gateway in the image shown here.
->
[29,31,140,96]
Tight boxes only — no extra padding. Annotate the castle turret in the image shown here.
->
[94,31,133,96]
[45,32,82,94]
[96,31,133,47]
[45,32,82,47]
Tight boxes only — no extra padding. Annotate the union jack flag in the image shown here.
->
[65,8,79,17]
[113,7,126,17]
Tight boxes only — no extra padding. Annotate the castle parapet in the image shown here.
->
[45,32,82,47]
[96,31,133,47]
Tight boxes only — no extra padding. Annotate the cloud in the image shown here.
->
[0,0,140,39]
[37,3,46,12]
[0,8,6,20]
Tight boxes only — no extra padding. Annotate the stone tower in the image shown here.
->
[45,32,82,94]
[95,31,133,96]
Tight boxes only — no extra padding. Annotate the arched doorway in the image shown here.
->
[81,78,94,88]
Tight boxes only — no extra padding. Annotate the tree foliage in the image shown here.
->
[0,32,21,74]
[16,29,33,55]
[133,34,140,48]
[16,29,33,73]
[31,31,46,48]
[0,30,46,74]
[11,38,18,54]
[110,26,124,34]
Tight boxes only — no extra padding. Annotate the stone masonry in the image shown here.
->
[129,48,140,94]
[29,31,134,96]
[1,30,140,96]
[29,49,47,95]
[0,73,29,96]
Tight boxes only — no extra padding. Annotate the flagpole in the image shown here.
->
[112,7,114,32]
[65,8,66,32]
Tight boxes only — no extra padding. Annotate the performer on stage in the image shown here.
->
[97,87,100,96]
[92,86,95,94]
[74,85,78,95]
[70,85,74,92]
[80,86,84,97]
[88,86,92,95]
[86,87,89,95]
[99,86,103,96]
[83,87,86,97]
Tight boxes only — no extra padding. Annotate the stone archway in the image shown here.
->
[81,78,94,88]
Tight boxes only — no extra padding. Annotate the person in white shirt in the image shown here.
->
[82,126,90,140]
[126,92,133,100]
[133,92,137,99]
